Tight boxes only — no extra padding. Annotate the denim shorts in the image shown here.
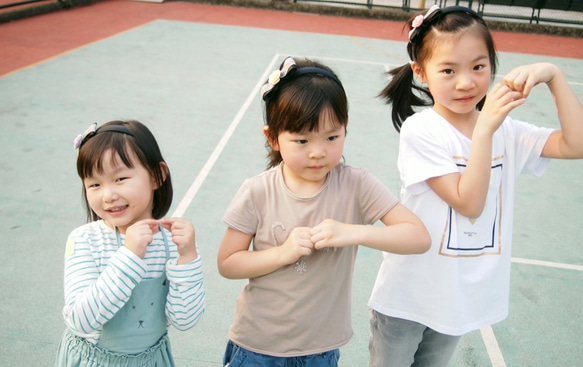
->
[223,340,340,367]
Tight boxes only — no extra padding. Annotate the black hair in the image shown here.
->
[380,6,497,132]
[263,58,349,169]
[76,120,173,221]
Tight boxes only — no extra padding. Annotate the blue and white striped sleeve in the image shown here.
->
[62,232,146,342]
[165,252,205,331]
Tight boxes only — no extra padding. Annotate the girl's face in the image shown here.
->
[83,149,157,234]
[414,30,492,126]
[267,109,346,196]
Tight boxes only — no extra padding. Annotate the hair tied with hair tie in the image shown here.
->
[73,123,98,149]
[261,57,297,101]
[408,4,440,41]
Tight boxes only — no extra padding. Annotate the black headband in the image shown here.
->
[408,5,484,60]
[74,122,134,149]
[261,57,344,102]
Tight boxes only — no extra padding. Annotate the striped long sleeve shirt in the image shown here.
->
[62,220,205,344]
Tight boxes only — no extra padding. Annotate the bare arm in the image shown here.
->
[504,62,583,159]
[217,226,314,279]
[310,203,431,254]
[427,83,525,218]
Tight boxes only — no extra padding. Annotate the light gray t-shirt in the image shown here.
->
[223,163,399,357]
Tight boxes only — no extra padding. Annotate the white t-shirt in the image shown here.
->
[368,108,553,335]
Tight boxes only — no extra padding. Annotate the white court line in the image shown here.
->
[481,326,507,367]
[511,257,583,271]
[171,54,281,218]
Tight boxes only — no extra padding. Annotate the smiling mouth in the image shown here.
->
[106,206,128,214]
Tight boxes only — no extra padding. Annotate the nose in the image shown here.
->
[456,73,475,90]
[102,184,118,202]
[308,142,326,159]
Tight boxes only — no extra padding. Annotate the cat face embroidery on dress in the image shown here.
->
[131,301,156,328]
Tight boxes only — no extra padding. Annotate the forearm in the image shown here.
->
[218,246,290,279]
[548,68,583,158]
[352,222,430,254]
[63,248,145,333]
[429,128,493,218]
[458,129,493,216]
[166,256,205,330]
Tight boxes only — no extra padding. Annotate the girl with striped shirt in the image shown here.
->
[56,120,205,366]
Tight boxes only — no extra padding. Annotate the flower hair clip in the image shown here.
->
[261,57,297,101]
[408,5,440,41]
[73,122,98,149]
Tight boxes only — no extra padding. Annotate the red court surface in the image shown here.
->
[1,0,583,78]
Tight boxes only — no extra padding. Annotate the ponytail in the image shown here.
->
[379,63,432,133]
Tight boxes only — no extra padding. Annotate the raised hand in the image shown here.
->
[477,82,526,135]
[279,227,314,265]
[160,217,198,265]
[124,219,160,258]
[310,219,354,250]
[503,62,559,98]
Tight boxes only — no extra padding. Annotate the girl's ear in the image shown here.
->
[154,161,169,190]
[263,126,280,151]
[411,61,426,84]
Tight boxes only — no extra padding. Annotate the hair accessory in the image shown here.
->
[408,5,440,41]
[261,57,345,102]
[74,122,98,149]
[261,57,297,101]
[73,122,134,149]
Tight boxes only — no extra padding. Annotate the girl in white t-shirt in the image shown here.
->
[218,57,431,366]
[368,5,583,367]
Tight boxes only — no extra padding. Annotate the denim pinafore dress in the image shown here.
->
[55,227,175,367]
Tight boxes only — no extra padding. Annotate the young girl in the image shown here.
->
[217,57,431,366]
[56,120,205,366]
[368,5,583,367]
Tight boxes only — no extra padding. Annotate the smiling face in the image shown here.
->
[83,149,157,234]
[266,107,346,196]
[413,29,492,128]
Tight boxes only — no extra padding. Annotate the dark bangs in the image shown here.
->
[267,73,348,135]
[77,133,134,180]
[76,120,173,221]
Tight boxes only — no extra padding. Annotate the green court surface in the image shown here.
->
[1,13,583,367]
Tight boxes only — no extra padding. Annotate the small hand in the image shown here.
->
[477,82,525,135]
[160,217,198,264]
[310,219,354,250]
[503,62,559,98]
[279,227,314,265]
[124,219,160,258]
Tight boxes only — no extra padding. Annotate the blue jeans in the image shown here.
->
[368,309,461,367]
[223,340,340,367]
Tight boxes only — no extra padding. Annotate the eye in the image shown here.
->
[116,177,129,182]
[474,64,486,71]
[295,139,308,145]
[327,135,339,142]
[442,69,454,75]
[84,180,99,189]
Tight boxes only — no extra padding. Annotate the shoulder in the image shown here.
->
[333,163,371,178]
[401,109,450,140]
[329,163,382,188]
[238,166,281,193]
[68,220,111,240]
[500,115,554,139]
